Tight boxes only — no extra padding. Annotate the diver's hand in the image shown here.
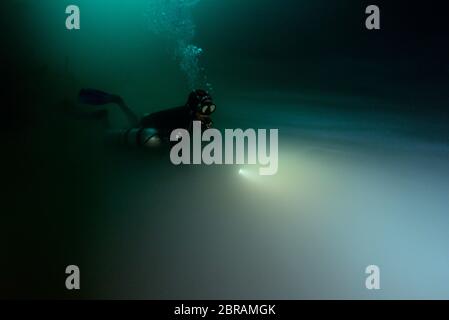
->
[204,120,213,129]
[204,116,213,128]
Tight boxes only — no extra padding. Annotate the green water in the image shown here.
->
[3,0,449,299]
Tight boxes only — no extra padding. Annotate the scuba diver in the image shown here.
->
[78,88,216,148]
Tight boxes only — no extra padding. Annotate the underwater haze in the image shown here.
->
[2,0,449,299]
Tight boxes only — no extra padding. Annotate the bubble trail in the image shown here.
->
[146,0,211,91]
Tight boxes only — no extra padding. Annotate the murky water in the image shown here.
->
[2,0,449,299]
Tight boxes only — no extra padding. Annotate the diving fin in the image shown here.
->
[78,88,121,106]
[79,88,140,127]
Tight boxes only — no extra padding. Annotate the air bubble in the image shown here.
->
[146,0,211,90]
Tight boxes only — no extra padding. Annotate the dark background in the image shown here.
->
[1,0,448,299]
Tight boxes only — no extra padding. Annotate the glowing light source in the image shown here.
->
[238,168,256,181]
[238,169,251,178]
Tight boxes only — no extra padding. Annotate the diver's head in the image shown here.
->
[187,89,216,115]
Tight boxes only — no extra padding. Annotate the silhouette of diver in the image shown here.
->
[78,89,216,147]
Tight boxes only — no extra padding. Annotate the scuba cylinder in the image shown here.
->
[105,128,162,148]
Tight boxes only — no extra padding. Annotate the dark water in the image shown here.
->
[2,0,449,298]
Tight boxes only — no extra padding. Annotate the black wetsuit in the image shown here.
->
[140,105,211,140]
